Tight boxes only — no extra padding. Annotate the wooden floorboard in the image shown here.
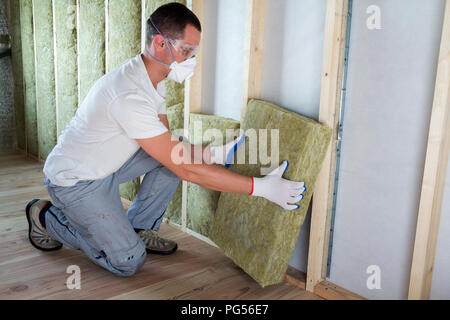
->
[0,151,322,300]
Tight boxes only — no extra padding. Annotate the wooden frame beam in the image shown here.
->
[181,0,205,231]
[186,0,204,114]
[285,266,365,300]
[240,0,265,122]
[306,0,349,292]
[408,0,450,300]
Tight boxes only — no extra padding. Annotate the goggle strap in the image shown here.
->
[149,18,176,62]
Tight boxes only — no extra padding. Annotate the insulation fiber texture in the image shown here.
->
[167,103,184,131]
[20,0,38,157]
[54,0,78,137]
[187,114,240,236]
[108,0,142,201]
[209,99,332,287]
[79,0,105,103]
[33,0,57,160]
[108,0,141,71]
[0,0,15,151]
[7,0,25,150]
[164,108,241,229]
[164,103,185,224]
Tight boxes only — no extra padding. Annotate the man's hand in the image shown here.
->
[250,161,306,210]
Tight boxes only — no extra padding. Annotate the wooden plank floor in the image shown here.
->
[0,151,322,300]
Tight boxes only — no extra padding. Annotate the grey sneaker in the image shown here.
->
[25,199,63,251]
[137,229,178,255]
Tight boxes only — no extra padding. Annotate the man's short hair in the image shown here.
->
[146,2,201,46]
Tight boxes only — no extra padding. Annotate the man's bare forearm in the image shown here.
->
[183,161,252,194]
[176,140,251,193]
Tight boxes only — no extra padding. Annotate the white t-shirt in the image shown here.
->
[43,54,169,187]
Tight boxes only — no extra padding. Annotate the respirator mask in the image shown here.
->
[147,18,199,83]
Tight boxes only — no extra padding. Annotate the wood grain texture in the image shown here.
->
[408,0,450,300]
[314,281,366,300]
[306,0,348,292]
[0,152,321,300]
[240,0,265,121]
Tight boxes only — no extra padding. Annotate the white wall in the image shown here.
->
[328,0,447,299]
[201,0,246,120]
[260,0,326,120]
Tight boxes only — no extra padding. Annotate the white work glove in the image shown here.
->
[209,134,246,167]
[250,161,306,210]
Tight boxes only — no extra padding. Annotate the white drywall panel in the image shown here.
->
[328,0,446,299]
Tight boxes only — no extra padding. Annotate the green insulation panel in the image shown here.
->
[108,0,142,201]
[119,178,141,202]
[53,0,78,137]
[164,103,185,225]
[33,0,57,160]
[163,109,241,229]
[165,182,182,224]
[167,103,184,132]
[209,99,332,287]
[19,0,38,157]
[108,0,141,70]
[0,0,14,152]
[165,79,184,108]
[145,0,185,108]
[7,0,25,150]
[187,114,240,237]
[78,0,105,103]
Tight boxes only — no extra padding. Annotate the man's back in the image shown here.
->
[43,54,168,187]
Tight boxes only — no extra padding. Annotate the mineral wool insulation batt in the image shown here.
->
[165,103,185,224]
[33,0,57,160]
[20,0,38,157]
[209,99,332,287]
[54,0,78,138]
[7,0,25,150]
[108,0,142,201]
[78,0,105,103]
[187,114,240,237]
[164,106,241,229]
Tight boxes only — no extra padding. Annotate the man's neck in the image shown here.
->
[140,52,168,89]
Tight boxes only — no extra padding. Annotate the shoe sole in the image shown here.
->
[26,199,63,252]
[146,243,178,255]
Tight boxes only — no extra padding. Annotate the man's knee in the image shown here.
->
[107,241,147,277]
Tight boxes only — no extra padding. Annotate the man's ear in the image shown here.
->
[153,34,166,50]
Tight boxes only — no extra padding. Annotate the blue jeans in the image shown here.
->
[43,147,180,277]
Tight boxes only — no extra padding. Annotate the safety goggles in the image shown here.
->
[167,38,200,60]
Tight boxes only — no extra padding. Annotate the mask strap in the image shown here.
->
[149,18,176,63]
[146,47,171,67]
